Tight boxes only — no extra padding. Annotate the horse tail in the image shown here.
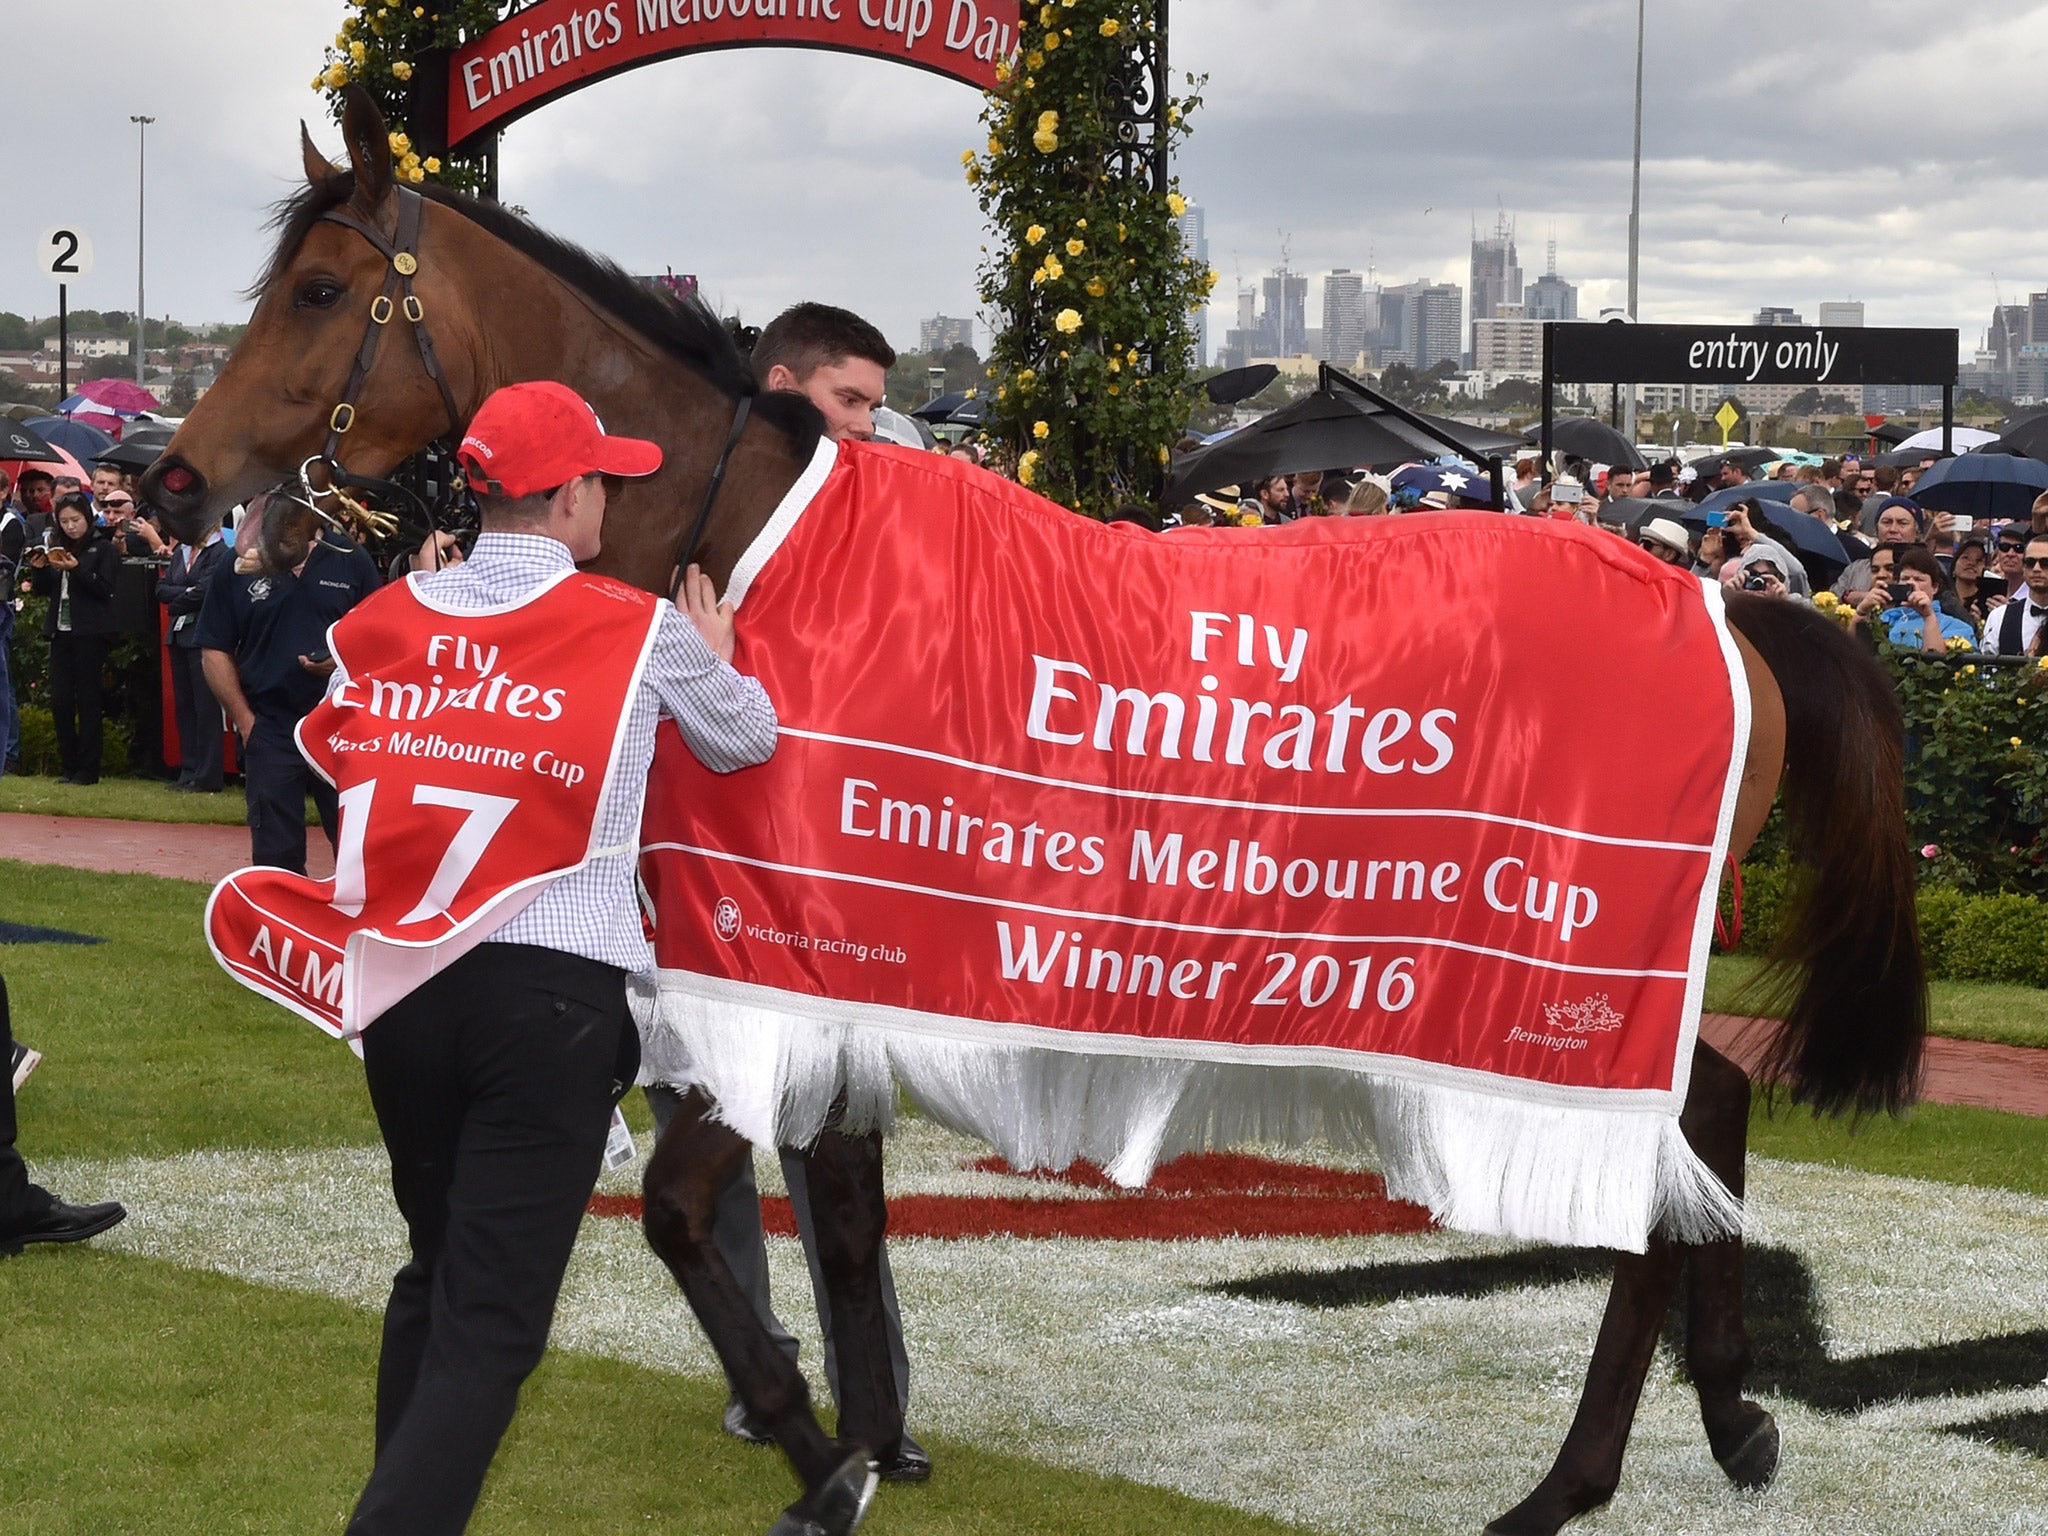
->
[1720,591,1926,1117]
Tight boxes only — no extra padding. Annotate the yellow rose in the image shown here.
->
[1017,368,1037,387]
[996,386,1007,401]
[988,135,1002,155]
[994,61,1011,84]
[340,17,357,33]
[1043,254,1064,279]
[1159,445,1170,464]
[1107,357,1120,373]
[1055,308,1081,334]
[1025,223,1046,245]
[1026,50,1043,68]
[1126,348,1140,365]
[1075,218,1086,229]
[1018,450,1040,486]
[1033,420,1050,440]
[1038,110,1059,131]
[389,130,411,154]
[322,62,350,89]
[1167,192,1187,216]
[1117,222,1127,241]
[414,5,426,13]
[1085,278,1106,297]
[1039,2,1055,21]
[1107,384,1119,395]
[966,164,983,184]
[391,59,413,81]
[1167,105,1181,124]
[349,39,367,62]
[424,156,441,173]
[1044,30,1059,49]
[1065,238,1084,256]
[1100,17,1120,35]
[961,149,975,166]
[1033,129,1059,152]
[2013,737,2026,748]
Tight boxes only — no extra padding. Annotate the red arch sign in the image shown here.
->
[447,0,1022,148]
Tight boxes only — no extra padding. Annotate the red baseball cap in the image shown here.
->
[456,381,662,497]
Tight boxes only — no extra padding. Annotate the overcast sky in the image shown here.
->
[9,0,2048,359]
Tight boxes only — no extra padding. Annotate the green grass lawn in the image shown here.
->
[1706,952,2048,1050]
[1,1252,1306,1536]
[0,772,254,825]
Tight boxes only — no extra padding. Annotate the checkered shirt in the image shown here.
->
[408,531,776,972]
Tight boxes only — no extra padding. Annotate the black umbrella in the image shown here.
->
[1536,416,1647,471]
[1989,410,2048,461]
[1603,496,1686,530]
[93,438,166,472]
[1908,453,2048,521]
[1867,421,1916,445]
[1204,364,1279,405]
[1163,388,1515,503]
[910,390,975,423]
[1874,446,1944,468]
[0,417,59,462]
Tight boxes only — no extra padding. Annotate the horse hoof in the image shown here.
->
[764,1450,879,1536]
[1482,1479,1614,1536]
[1715,1412,1781,1491]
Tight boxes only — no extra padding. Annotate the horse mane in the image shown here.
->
[255,173,825,450]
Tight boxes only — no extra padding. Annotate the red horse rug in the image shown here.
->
[636,440,1751,1252]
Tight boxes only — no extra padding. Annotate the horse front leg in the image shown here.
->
[1485,1042,1754,1536]
[799,1120,904,1466]
[640,1088,855,1509]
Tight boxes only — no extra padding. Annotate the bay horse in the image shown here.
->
[143,91,1925,1536]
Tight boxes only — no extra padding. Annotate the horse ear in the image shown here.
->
[301,122,341,186]
[339,85,393,212]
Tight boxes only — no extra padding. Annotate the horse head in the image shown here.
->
[143,88,476,545]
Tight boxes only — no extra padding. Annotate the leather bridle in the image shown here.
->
[316,184,465,466]
[312,181,755,596]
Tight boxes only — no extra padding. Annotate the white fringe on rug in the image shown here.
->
[636,973,1743,1255]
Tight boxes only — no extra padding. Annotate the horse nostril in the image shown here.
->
[161,463,197,495]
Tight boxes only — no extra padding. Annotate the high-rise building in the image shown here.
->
[1321,269,1371,367]
[1753,306,1805,326]
[919,315,975,353]
[1989,304,2029,370]
[1261,270,1308,357]
[1468,211,1522,359]
[2030,292,2048,346]
[1523,235,1577,323]
[1817,301,1864,329]
[1177,201,1209,367]
[1383,280,1463,371]
[1472,313,1543,378]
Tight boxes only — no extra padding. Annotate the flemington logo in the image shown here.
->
[714,896,742,942]
[1507,994,1626,1053]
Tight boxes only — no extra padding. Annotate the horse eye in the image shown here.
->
[296,279,345,310]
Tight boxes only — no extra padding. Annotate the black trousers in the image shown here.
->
[46,632,111,781]
[0,972,51,1232]
[167,644,224,789]
[244,727,339,874]
[348,943,638,1536]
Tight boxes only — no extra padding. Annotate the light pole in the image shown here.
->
[1621,0,1644,444]
[131,114,154,388]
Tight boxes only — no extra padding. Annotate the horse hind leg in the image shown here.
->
[1484,1042,1756,1536]
[1680,1049,1780,1490]
[640,1088,845,1494]
[800,1120,904,1464]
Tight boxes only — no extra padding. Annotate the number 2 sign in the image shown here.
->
[37,226,94,283]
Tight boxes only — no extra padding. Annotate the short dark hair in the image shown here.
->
[752,303,895,387]
[2027,531,2048,557]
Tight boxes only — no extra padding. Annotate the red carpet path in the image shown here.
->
[3,811,2039,1116]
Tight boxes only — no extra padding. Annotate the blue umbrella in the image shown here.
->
[1908,453,2048,521]
[1390,461,1501,508]
[1690,480,1802,518]
[23,415,114,461]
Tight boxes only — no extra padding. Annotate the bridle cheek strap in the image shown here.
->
[317,185,466,465]
[671,392,753,603]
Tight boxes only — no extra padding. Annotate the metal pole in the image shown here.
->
[1622,0,1644,446]
[131,115,154,388]
[1541,322,1555,483]
[1943,384,1954,456]
[58,284,69,399]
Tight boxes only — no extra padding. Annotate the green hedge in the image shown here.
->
[1726,860,2048,988]
[1878,644,2048,896]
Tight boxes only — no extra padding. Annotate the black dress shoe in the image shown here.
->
[721,1395,776,1445]
[763,1450,877,1536]
[876,1433,932,1483]
[0,1199,127,1256]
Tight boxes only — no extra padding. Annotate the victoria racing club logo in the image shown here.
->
[714,896,742,942]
